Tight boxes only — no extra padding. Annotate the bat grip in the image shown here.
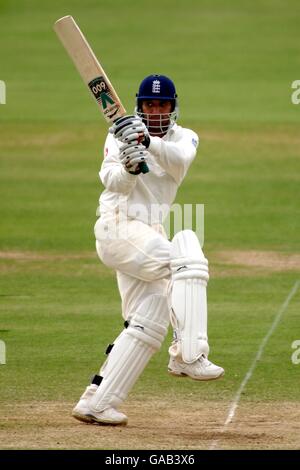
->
[139,161,149,174]
[112,117,149,174]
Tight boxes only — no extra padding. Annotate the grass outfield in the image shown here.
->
[0,0,300,449]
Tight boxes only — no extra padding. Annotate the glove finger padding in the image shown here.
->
[125,155,147,167]
[120,142,146,157]
[109,115,136,131]
[110,115,143,139]
[110,115,150,148]
[121,125,146,139]
[115,121,144,140]
[119,143,148,174]
[121,150,147,166]
[122,127,150,148]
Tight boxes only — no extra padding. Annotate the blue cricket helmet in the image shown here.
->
[135,74,179,135]
[136,74,177,105]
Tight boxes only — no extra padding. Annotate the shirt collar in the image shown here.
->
[163,123,177,140]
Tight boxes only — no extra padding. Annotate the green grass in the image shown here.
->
[0,0,300,447]
[1,260,299,403]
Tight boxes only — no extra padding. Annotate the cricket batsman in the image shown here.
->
[72,74,224,425]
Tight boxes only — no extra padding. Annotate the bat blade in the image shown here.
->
[54,15,149,173]
[54,15,126,123]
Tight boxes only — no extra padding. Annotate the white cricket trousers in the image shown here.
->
[94,213,172,320]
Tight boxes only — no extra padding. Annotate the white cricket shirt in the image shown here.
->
[98,123,199,225]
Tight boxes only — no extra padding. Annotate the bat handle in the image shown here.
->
[139,161,149,174]
[112,117,149,174]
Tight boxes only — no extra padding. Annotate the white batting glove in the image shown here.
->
[119,142,148,175]
[110,115,150,148]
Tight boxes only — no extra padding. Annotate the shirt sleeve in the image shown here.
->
[99,133,137,194]
[148,129,199,184]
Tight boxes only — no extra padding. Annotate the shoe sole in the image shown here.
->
[72,411,94,424]
[86,414,128,426]
[168,369,225,381]
[72,411,127,426]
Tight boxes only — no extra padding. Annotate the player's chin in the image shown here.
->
[148,117,169,125]
[147,127,158,134]
[148,121,169,134]
[148,125,169,137]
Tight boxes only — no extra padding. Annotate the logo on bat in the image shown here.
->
[88,76,120,120]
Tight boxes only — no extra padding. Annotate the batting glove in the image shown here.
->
[110,115,150,148]
[119,142,148,175]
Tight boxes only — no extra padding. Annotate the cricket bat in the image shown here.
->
[54,15,149,174]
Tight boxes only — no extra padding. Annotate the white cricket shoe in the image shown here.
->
[168,355,224,381]
[72,384,128,425]
[72,384,98,423]
[86,407,128,426]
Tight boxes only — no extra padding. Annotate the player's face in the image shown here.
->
[141,100,173,136]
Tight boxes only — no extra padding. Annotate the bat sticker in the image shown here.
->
[88,76,120,119]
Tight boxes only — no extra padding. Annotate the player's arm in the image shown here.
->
[148,130,199,184]
[99,134,138,194]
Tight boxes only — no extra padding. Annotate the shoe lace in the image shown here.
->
[199,354,212,366]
